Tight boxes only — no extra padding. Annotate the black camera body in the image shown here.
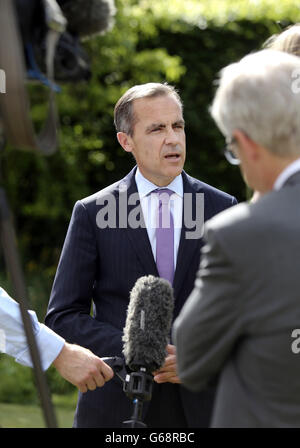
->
[15,0,91,82]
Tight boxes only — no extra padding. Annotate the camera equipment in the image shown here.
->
[0,0,115,428]
[0,0,116,154]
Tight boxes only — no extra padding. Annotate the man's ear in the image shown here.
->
[117,132,133,153]
[233,129,260,162]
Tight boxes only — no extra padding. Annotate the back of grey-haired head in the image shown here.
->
[210,49,300,157]
[114,82,183,136]
[264,24,300,57]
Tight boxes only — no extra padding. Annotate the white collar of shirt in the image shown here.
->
[273,158,300,191]
[135,167,183,198]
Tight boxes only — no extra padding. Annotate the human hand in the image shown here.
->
[152,344,181,384]
[53,343,114,393]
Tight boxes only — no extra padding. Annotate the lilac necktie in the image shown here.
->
[155,188,174,285]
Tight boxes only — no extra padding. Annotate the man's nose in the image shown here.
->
[165,127,180,145]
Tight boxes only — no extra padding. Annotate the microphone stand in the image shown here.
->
[103,357,153,428]
[122,367,153,428]
[0,136,57,427]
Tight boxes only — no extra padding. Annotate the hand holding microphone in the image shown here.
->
[152,344,181,384]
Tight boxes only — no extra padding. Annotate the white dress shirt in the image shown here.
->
[0,287,65,370]
[135,168,183,268]
[273,158,300,190]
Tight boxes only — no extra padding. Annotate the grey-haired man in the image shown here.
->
[174,50,300,428]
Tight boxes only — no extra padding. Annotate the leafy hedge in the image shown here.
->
[0,354,75,405]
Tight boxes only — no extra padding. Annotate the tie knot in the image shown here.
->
[154,188,174,204]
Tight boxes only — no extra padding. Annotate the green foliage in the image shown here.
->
[0,354,76,405]
[127,0,300,26]
[142,19,280,200]
[0,355,38,404]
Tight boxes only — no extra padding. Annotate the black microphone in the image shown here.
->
[122,275,174,374]
[57,0,116,40]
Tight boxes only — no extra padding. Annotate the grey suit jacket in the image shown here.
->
[173,171,300,428]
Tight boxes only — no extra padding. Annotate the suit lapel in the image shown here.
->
[173,172,203,295]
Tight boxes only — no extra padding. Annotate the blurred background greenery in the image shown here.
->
[0,0,299,423]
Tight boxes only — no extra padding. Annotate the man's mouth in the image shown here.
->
[164,153,181,159]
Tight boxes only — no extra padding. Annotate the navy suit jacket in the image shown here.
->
[45,167,237,427]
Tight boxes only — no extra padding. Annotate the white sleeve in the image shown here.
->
[0,287,65,370]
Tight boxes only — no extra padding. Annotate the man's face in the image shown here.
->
[124,94,186,186]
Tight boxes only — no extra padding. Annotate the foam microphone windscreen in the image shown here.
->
[122,275,174,373]
[57,0,116,40]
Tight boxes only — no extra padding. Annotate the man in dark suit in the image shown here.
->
[45,82,237,428]
[173,50,300,427]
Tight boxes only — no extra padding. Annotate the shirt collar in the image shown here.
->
[135,168,183,198]
[273,158,300,191]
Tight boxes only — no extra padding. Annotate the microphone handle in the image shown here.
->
[102,356,126,382]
